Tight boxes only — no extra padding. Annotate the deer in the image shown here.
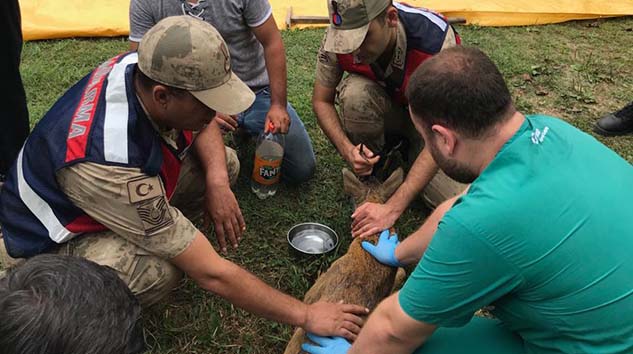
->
[284,167,406,354]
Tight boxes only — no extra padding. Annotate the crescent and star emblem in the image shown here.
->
[136,183,154,197]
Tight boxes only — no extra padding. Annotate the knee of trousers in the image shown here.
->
[0,233,24,272]
[337,75,392,121]
[422,169,468,209]
[282,153,316,185]
[337,75,392,148]
[127,255,183,308]
[225,146,240,187]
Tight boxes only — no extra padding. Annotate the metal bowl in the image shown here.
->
[287,223,339,256]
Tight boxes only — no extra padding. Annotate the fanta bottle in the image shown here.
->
[251,122,285,199]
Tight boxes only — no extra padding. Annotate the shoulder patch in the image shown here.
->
[393,46,405,69]
[319,50,331,65]
[128,176,164,204]
[127,176,173,235]
[318,32,333,65]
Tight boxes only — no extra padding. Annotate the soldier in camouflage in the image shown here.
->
[0,17,367,340]
[313,0,467,238]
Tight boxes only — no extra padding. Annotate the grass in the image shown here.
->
[19,17,633,353]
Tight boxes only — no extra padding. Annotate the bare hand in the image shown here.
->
[345,144,379,176]
[214,113,239,135]
[303,301,369,342]
[351,202,400,239]
[265,104,291,134]
[204,184,246,253]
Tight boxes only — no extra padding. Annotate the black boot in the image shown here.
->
[594,101,633,136]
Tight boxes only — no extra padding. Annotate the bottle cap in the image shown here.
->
[265,121,275,133]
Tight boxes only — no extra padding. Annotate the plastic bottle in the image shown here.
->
[251,122,285,199]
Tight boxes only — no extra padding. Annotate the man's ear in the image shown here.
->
[431,124,458,157]
[387,7,398,28]
[152,85,170,109]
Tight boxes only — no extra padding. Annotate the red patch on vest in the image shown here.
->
[159,130,195,200]
[65,214,107,234]
[337,49,432,105]
[65,55,122,163]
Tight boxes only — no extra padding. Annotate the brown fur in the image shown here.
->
[283,168,405,354]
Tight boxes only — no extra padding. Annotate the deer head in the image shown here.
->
[342,168,404,206]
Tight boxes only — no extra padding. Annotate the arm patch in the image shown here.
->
[127,176,174,236]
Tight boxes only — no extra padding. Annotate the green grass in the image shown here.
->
[19,17,633,353]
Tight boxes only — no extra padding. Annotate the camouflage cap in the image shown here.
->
[138,16,255,115]
[324,0,392,54]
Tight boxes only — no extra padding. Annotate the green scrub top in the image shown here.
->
[400,115,633,354]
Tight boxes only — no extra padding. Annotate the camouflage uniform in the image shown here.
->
[1,17,254,307]
[316,21,466,207]
[0,144,239,307]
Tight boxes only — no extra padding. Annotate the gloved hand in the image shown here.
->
[361,229,403,267]
[301,334,351,354]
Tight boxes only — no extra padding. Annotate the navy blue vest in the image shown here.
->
[0,52,194,258]
[337,2,458,104]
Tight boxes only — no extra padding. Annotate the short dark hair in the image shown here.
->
[0,255,145,354]
[406,46,515,138]
[135,65,187,97]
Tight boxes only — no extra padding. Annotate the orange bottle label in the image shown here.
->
[252,156,282,185]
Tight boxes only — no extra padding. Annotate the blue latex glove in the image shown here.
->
[361,229,403,267]
[301,334,351,354]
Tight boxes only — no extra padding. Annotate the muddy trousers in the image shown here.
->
[0,147,240,307]
[337,74,467,207]
[415,317,525,354]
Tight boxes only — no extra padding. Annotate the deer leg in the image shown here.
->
[284,327,307,354]
[391,267,407,294]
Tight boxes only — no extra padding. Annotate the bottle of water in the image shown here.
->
[251,122,285,199]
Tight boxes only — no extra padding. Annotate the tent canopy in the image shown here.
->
[21,0,633,41]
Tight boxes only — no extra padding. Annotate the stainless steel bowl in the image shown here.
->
[287,223,339,255]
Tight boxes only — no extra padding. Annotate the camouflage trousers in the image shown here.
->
[336,74,467,208]
[0,146,240,307]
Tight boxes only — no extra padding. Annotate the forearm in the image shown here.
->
[386,148,438,215]
[349,294,428,353]
[202,258,308,327]
[395,195,459,265]
[263,36,287,108]
[194,123,230,187]
[313,94,353,158]
[175,233,309,327]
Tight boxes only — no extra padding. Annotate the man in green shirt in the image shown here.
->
[302,47,633,354]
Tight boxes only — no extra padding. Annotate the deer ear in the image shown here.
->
[379,167,404,201]
[342,168,367,201]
